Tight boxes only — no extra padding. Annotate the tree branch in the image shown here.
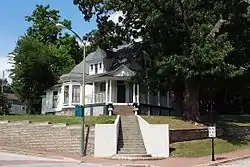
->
[177,0,191,33]
[208,14,227,38]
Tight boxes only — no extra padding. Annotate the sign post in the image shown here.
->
[208,125,216,161]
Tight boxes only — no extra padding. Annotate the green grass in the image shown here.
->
[143,116,206,129]
[0,115,116,126]
[217,115,250,127]
[171,136,250,157]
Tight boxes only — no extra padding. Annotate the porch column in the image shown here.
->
[133,84,136,102]
[92,82,95,103]
[69,83,72,106]
[80,85,83,105]
[167,91,170,107]
[61,85,64,105]
[157,90,161,115]
[136,84,140,103]
[147,86,150,115]
[105,80,108,103]
[157,90,161,106]
[109,80,112,102]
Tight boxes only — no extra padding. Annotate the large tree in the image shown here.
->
[74,0,250,121]
[0,79,12,115]
[25,4,82,64]
[11,5,79,114]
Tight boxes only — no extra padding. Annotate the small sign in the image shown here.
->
[208,126,216,138]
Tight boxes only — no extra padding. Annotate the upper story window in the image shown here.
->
[99,63,102,69]
[91,64,93,70]
[94,64,98,74]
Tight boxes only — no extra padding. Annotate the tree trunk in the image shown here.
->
[183,80,201,122]
[172,89,184,116]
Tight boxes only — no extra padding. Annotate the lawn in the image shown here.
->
[143,116,207,129]
[171,136,250,157]
[217,115,250,127]
[0,115,116,126]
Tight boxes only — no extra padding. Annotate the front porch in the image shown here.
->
[61,80,140,107]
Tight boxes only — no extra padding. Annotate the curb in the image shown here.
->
[0,147,81,163]
[194,155,250,167]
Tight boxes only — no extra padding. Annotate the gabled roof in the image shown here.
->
[59,42,143,83]
[85,47,107,62]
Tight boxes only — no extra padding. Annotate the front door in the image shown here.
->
[117,81,126,103]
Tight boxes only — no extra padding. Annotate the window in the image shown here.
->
[99,63,102,69]
[52,91,58,108]
[94,64,98,74]
[91,64,93,70]
[64,86,69,104]
[100,82,106,92]
[72,85,80,103]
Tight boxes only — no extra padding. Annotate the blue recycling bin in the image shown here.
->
[75,105,83,117]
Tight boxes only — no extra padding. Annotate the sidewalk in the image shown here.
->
[0,146,250,167]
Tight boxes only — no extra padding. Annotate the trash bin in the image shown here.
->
[75,105,83,117]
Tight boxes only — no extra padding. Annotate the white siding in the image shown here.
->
[9,104,26,115]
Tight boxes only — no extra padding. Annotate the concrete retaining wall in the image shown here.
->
[0,121,94,155]
[170,126,250,143]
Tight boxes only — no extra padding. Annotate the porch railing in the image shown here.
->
[85,92,106,104]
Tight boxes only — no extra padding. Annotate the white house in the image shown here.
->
[41,43,172,116]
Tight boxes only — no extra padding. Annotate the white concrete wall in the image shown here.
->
[137,115,169,157]
[94,115,120,157]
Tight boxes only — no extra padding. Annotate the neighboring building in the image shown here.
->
[41,43,171,116]
[5,93,27,115]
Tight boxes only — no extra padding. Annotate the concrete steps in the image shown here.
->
[113,105,134,115]
[116,115,150,157]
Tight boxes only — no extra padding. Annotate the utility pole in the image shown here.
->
[1,71,4,115]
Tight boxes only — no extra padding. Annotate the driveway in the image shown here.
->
[0,152,120,167]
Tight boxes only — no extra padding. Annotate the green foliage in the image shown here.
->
[25,4,82,64]
[11,4,83,114]
[12,36,74,114]
[0,79,12,94]
[74,0,250,120]
[0,93,10,115]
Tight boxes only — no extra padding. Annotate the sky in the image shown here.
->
[0,0,97,81]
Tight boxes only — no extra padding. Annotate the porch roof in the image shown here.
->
[59,71,132,83]
[60,64,134,83]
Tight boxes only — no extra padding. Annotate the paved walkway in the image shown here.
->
[0,146,250,167]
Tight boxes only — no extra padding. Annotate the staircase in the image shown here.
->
[112,115,152,160]
[113,105,134,115]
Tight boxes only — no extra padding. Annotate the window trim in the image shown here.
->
[72,85,81,103]
[64,85,69,104]
[52,91,58,108]
[94,64,98,74]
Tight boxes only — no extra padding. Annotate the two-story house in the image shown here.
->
[41,43,172,116]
